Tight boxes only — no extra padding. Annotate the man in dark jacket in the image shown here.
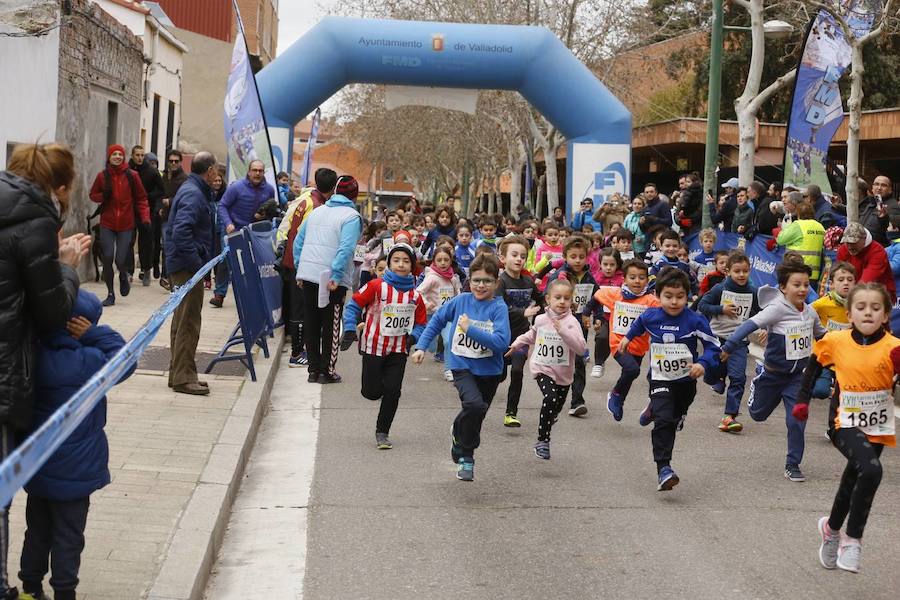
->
[709,177,738,232]
[159,150,188,288]
[852,178,889,246]
[807,184,840,230]
[164,151,217,395]
[677,172,704,236]
[212,159,276,307]
[640,183,672,230]
[128,145,165,285]
[874,176,898,241]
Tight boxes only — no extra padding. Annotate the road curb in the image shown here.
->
[147,330,285,600]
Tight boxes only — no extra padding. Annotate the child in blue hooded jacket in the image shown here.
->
[412,253,510,482]
[20,289,133,600]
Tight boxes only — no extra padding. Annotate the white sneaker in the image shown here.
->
[591,364,604,378]
[818,516,839,569]
[444,370,454,382]
[836,538,861,573]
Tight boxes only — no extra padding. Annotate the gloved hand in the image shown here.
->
[890,345,900,374]
[679,218,693,229]
[340,330,357,351]
[792,403,809,422]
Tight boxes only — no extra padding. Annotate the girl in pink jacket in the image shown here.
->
[507,278,588,460]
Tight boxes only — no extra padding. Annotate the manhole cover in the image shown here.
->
[138,346,249,377]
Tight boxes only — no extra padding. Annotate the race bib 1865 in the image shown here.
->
[839,390,895,437]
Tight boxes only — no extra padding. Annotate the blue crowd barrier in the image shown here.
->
[0,250,228,509]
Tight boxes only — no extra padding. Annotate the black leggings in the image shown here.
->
[536,375,570,442]
[828,428,885,539]
[504,352,527,416]
[361,353,407,434]
[594,320,610,365]
[99,227,132,294]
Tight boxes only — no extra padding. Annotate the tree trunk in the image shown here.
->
[733,0,766,186]
[536,173,546,220]
[845,40,865,225]
[510,159,523,216]
[545,141,561,216]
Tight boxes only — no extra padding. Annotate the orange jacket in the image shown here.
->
[594,287,660,356]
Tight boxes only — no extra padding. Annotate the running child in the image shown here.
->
[534,222,563,266]
[412,254,511,482]
[497,235,544,427]
[341,243,428,449]
[592,259,660,421]
[695,228,719,282]
[612,229,636,261]
[545,236,597,416]
[475,215,499,254]
[421,204,457,258]
[416,246,462,378]
[617,269,720,491]
[507,278,589,458]
[586,247,623,378]
[720,256,826,482]
[697,251,760,432]
[699,250,729,296]
[793,282,900,573]
[809,261,856,399]
[455,223,477,275]
[649,230,698,294]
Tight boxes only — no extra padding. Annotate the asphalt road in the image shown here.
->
[300,349,900,600]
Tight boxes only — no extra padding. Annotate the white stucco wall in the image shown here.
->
[0,22,60,165]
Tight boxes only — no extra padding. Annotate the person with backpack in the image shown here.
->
[88,144,150,306]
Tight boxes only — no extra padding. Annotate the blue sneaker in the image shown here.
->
[657,466,679,491]
[434,351,444,363]
[606,391,624,421]
[450,426,462,464]
[711,379,726,395]
[457,458,474,481]
[288,352,308,368]
[534,440,550,460]
[638,403,653,427]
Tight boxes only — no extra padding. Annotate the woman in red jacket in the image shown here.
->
[837,222,897,302]
[89,144,149,306]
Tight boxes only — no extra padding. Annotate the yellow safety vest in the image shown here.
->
[789,219,825,280]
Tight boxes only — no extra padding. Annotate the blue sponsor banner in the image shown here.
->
[300,107,321,186]
[247,221,283,329]
[686,232,783,288]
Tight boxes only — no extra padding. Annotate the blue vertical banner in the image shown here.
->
[224,0,277,189]
[300,107,321,186]
[782,1,881,192]
[247,221,283,329]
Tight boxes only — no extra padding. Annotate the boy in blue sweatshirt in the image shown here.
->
[455,223,477,275]
[545,236,597,416]
[720,256,827,483]
[649,229,698,295]
[697,252,761,433]
[21,290,133,600]
[694,228,719,281]
[618,269,720,491]
[412,253,511,482]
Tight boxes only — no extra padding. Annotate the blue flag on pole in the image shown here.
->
[781,2,881,193]
[301,107,321,186]
[224,0,277,190]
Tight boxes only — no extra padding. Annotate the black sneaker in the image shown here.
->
[140,271,151,286]
[318,373,342,384]
[120,274,131,297]
[102,293,115,307]
[784,465,806,482]
[307,371,320,383]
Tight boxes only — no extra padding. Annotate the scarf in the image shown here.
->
[828,291,847,307]
[621,283,649,300]
[383,269,415,291]
[430,264,455,281]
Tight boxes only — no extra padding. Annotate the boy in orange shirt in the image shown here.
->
[587,259,660,421]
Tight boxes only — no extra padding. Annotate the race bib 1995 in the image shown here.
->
[650,343,693,381]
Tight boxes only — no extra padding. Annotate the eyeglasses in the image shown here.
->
[168,159,181,164]
[470,277,495,287]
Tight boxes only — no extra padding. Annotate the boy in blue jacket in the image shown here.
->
[20,290,133,600]
[649,229,698,295]
[412,253,511,482]
[618,269,720,491]
[697,252,761,433]
[720,256,827,483]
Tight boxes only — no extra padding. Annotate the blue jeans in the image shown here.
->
[613,351,643,400]
[723,341,748,416]
[451,370,502,459]
[214,235,229,297]
[748,366,806,467]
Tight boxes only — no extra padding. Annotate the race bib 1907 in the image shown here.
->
[379,303,414,336]
[532,328,569,367]
[839,390,895,437]
[612,302,648,336]
[784,321,813,360]
[650,343,693,381]
[451,319,493,359]
[721,291,753,321]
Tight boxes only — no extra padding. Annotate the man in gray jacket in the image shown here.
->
[293,173,362,384]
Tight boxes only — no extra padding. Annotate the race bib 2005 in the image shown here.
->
[379,303,414,336]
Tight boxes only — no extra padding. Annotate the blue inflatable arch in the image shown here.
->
[257,17,632,216]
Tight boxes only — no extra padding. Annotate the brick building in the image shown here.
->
[0,0,144,278]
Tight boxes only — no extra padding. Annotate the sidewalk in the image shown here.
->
[7,279,275,600]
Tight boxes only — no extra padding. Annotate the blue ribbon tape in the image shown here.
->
[0,250,228,508]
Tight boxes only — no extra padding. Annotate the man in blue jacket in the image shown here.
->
[164,151,217,395]
[571,197,603,232]
[212,159,276,307]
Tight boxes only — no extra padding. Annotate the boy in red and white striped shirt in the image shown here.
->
[340,243,428,449]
